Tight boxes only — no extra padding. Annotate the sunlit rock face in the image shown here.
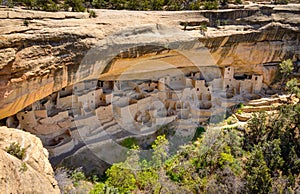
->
[0,126,60,193]
[200,23,300,85]
[0,4,299,120]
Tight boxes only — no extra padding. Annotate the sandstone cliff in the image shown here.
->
[0,4,299,119]
[0,126,60,193]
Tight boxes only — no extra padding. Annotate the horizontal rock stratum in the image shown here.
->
[0,5,300,119]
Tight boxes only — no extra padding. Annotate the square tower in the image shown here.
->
[252,75,263,93]
[223,66,234,79]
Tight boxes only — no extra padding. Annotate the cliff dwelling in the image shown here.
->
[2,63,264,158]
[1,1,300,192]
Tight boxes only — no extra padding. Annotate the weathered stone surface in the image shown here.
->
[0,4,300,119]
[0,126,60,193]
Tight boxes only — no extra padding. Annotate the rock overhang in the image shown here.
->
[76,24,218,82]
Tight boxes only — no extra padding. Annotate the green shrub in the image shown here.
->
[236,109,243,115]
[7,0,14,8]
[120,137,137,149]
[279,59,294,85]
[90,183,106,193]
[286,78,300,97]
[220,0,228,5]
[6,142,26,160]
[235,103,244,114]
[190,1,201,10]
[273,0,289,4]
[105,163,137,193]
[46,2,59,11]
[226,116,238,125]
[166,0,184,11]
[19,162,28,172]
[237,103,244,109]
[200,24,207,31]
[203,0,218,10]
[192,126,206,141]
[23,19,29,27]
[246,147,272,193]
[149,0,164,10]
[91,0,107,8]
[32,0,59,11]
[70,169,86,186]
[64,0,85,12]
[19,0,35,9]
[280,59,294,76]
[90,175,99,183]
[88,10,97,18]
[166,166,185,182]
[218,152,235,167]
[234,0,242,4]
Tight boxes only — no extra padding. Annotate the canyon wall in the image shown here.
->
[0,4,300,120]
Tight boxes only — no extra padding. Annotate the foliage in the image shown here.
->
[6,142,26,160]
[36,0,60,11]
[234,0,242,4]
[225,116,238,125]
[279,59,294,84]
[189,0,201,10]
[120,137,138,149]
[244,112,267,148]
[245,146,272,193]
[88,98,300,193]
[219,0,228,6]
[149,0,164,10]
[90,175,99,183]
[55,168,74,193]
[89,182,120,193]
[64,0,85,12]
[151,135,169,167]
[245,103,300,192]
[55,167,93,193]
[286,78,300,97]
[236,108,243,114]
[7,0,15,7]
[237,102,244,109]
[156,124,175,137]
[91,0,108,8]
[88,10,97,18]
[89,183,105,193]
[23,19,29,27]
[200,24,207,31]
[87,75,299,193]
[19,162,28,172]
[19,0,36,9]
[4,0,225,11]
[8,0,60,11]
[273,0,289,4]
[203,0,218,10]
[105,163,137,193]
[280,59,294,75]
[192,126,206,141]
[166,0,185,10]
[71,168,86,186]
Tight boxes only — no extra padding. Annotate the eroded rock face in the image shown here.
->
[199,23,300,83]
[0,126,60,194]
[0,4,300,120]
